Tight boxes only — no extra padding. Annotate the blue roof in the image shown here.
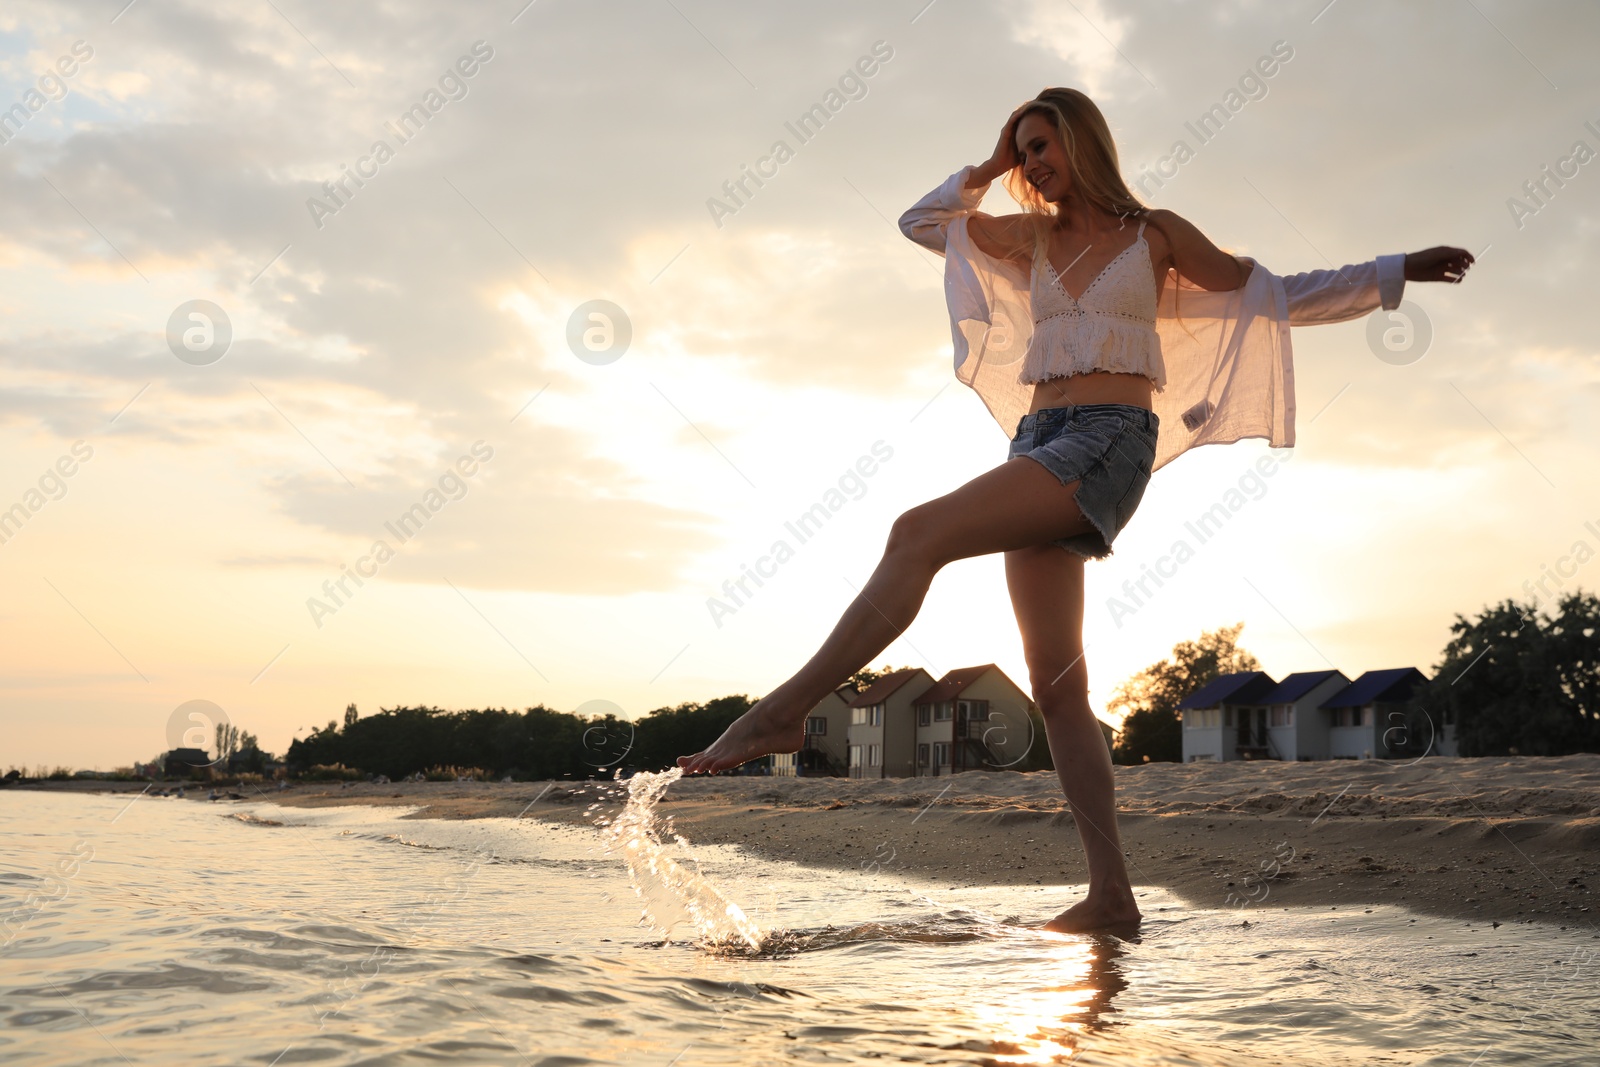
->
[1176,671,1277,710]
[1319,667,1428,709]
[1256,670,1347,704]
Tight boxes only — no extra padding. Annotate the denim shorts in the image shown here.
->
[1007,403,1160,559]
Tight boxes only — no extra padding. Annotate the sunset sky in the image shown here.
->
[3,0,1596,770]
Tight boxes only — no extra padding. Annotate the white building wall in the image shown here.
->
[1182,713,1228,761]
[847,718,885,778]
[1327,706,1381,759]
[1289,675,1349,760]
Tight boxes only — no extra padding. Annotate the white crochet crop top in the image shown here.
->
[1021,218,1167,390]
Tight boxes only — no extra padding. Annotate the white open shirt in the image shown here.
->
[899,165,1406,472]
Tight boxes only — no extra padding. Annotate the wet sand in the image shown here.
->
[23,754,1600,929]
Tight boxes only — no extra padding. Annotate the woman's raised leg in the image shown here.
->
[1004,543,1141,933]
[677,455,1100,774]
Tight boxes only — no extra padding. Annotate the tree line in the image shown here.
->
[284,695,758,781]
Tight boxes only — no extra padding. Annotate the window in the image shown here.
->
[1332,707,1371,728]
[868,744,882,766]
[933,742,950,766]
[960,700,989,721]
[918,705,930,727]
[849,745,863,767]
[805,717,826,735]
[917,743,930,766]
[1269,706,1292,728]
[851,705,883,727]
[934,703,953,722]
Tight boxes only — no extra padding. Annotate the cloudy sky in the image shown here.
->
[3,0,1596,770]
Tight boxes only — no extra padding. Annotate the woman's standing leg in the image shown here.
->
[1005,543,1141,932]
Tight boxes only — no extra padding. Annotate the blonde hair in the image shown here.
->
[1001,88,1200,331]
[1000,88,1148,268]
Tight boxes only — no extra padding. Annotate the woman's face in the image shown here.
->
[1014,111,1071,202]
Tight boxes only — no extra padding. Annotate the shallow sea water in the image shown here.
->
[1,781,1595,1066]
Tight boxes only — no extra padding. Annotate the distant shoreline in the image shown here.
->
[14,755,1598,931]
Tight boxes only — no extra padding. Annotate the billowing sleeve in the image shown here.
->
[898,167,1037,439]
[897,165,989,254]
[1281,254,1406,326]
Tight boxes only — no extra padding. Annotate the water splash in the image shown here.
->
[599,768,764,951]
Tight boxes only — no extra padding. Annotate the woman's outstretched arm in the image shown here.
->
[1281,246,1474,325]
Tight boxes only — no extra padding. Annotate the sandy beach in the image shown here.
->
[40,754,1596,930]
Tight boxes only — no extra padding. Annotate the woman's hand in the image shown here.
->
[972,104,1029,184]
[1403,246,1474,283]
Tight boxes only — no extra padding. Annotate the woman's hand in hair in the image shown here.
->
[1142,209,1251,291]
[1403,246,1474,283]
[973,104,1030,184]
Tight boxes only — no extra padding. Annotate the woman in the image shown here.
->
[678,89,1472,933]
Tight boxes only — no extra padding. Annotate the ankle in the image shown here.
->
[1087,880,1135,901]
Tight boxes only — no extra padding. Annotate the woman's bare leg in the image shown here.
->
[1004,543,1140,932]
[678,455,1101,773]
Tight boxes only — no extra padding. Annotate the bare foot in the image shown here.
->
[1042,889,1142,934]
[676,699,804,775]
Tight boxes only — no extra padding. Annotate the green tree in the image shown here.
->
[1110,623,1261,764]
[848,665,907,693]
[344,703,359,729]
[628,695,755,771]
[1420,591,1600,756]
[214,722,241,760]
[280,697,767,780]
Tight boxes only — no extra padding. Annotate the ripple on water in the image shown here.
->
[0,939,111,959]
[16,963,274,997]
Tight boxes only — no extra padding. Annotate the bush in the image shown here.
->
[305,763,364,781]
[423,765,493,782]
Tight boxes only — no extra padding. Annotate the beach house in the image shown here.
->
[908,664,1036,775]
[1177,671,1278,762]
[1257,669,1351,761]
[770,685,855,777]
[847,668,935,778]
[1180,666,1449,761]
[1319,667,1451,758]
[161,747,211,778]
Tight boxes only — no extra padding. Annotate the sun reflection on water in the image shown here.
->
[966,931,1132,1064]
